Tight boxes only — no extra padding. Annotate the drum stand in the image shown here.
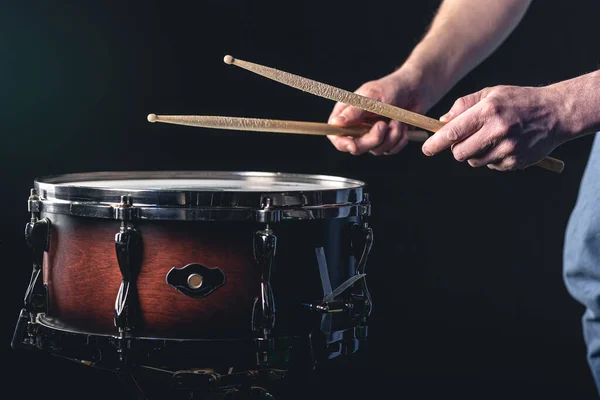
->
[114,367,285,400]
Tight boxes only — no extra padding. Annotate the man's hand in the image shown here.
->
[327,69,432,156]
[422,85,570,170]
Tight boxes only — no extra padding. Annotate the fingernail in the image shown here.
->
[440,112,452,123]
[346,145,355,155]
[422,145,432,156]
[331,116,346,125]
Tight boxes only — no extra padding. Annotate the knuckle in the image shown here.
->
[482,138,496,152]
[480,98,500,117]
[495,120,511,134]
[445,126,461,142]
[503,140,517,154]
[358,83,379,98]
[454,96,468,109]
[487,85,506,96]
[502,156,519,170]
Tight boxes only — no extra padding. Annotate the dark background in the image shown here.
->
[2,0,600,399]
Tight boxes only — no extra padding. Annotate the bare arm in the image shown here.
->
[399,0,533,106]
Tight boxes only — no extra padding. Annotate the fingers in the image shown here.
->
[370,120,405,155]
[466,140,521,171]
[422,104,485,156]
[352,121,387,155]
[327,102,356,153]
[327,134,357,154]
[439,88,488,123]
[449,127,502,162]
[383,126,409,155]
[328,84,374,127]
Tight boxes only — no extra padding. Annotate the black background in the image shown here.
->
[2,1,600,399]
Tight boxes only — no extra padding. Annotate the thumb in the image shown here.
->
[440,89,488,123]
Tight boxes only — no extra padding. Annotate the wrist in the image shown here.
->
[548,70,600,140]
[393,46,461,111]
[388,61,440,113]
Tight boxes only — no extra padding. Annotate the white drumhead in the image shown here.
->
[59,178,343,192]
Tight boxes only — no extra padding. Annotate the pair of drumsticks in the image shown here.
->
[147,55,564,173]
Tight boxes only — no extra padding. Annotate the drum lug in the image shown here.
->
[255,197,281,223]
[13,189,51,350]
[252,225,277,338]
[23,188,51,314]
[114,196,143,338]
[360,192,372,217]
[113,194,140,221]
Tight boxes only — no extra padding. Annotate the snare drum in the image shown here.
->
[13,171,373,388]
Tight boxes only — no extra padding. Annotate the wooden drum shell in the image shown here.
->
[41,212,359,340]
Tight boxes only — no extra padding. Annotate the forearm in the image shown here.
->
[552,70,600,139]
[396,0,532,104]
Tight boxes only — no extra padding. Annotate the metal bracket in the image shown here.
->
[350,221,374,331]
[24,188,51,313]
[113,194,140,221]
[252,223,277,338]
[255,197,281,223]
[114,196,143,338]
[13,189,51,350]
[360,192,372,217]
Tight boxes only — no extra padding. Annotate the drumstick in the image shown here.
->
[147,114,430,142]
[223,55,565,173]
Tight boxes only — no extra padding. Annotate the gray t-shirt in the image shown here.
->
[564,133,600,392]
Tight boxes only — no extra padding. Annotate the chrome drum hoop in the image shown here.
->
[34,171,370,222]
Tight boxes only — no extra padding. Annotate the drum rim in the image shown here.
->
[33,171,369,221]
[35,170,365,190]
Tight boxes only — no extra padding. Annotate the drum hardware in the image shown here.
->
[118,366,286,400]
[170,367,287,393]
[113,194,140,221]
[27,314,295,371]
[350,215,374,330]
[114,195,143,367]
[252,212,277,342]
[302,194,373,327]
[12,188,51,351]
[301,271,366,314]
[255,196,281,223]
[166,263,226,298]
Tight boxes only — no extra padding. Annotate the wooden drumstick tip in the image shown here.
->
[223,55,235,65]
[147,113,157,123]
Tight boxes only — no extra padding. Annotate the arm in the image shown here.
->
[401,0,533,106]
[328,0,533,156]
